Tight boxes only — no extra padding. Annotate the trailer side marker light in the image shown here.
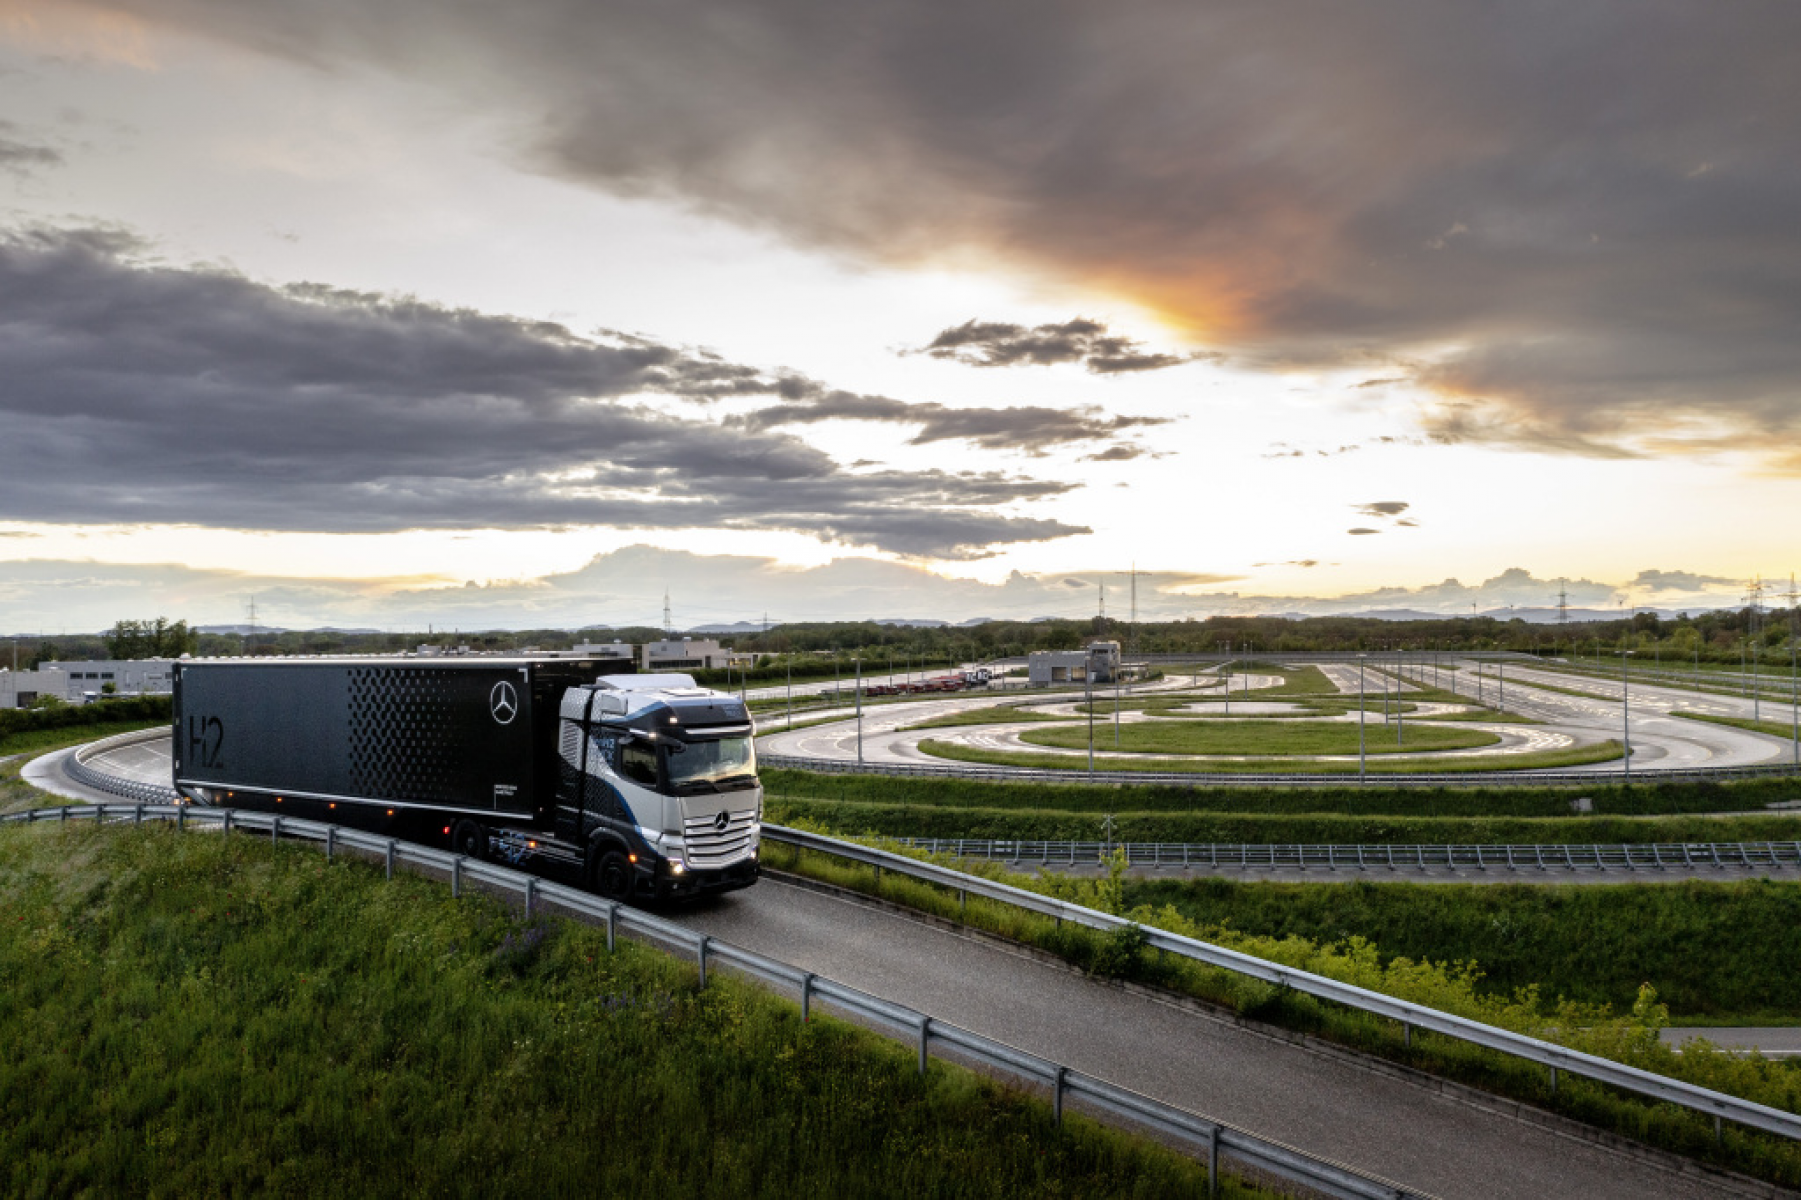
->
[628,854,638,863]
[528,841,537,849]
[443,826,451,836]
[387,809,394,817]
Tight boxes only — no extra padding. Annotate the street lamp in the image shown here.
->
[854,655,864,765]
[1621,648,1633,780]
[1357,653,1368,784]
[1086,664,1095,776]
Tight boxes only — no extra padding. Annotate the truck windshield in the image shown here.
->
[664,737,756,786]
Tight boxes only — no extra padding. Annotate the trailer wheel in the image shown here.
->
[450,819,488,860]
[589,850,633,901]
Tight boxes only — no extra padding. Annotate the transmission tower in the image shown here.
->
[1097,581,1106,621]
[1556,579,1569,625]
[662,590,673,639]
[245,594,259,655]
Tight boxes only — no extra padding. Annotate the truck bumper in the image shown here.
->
[641,855,760,902]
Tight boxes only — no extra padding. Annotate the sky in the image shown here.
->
[1,1,1798,633]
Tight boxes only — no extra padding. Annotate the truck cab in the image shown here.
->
[554,673,761,901]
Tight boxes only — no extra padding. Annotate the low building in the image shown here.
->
[35,659,178,703]
[0,668,63,709]
[1027,641,1121,686]
[639,637,754,672]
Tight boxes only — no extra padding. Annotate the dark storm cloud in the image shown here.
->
[0,122,63,177]
[736,386,1166,454]
[910,318,1199,375]
[87,0,1801,468]
[0,227,1085,559]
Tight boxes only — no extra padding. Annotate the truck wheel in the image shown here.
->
[451,819,488,860]
[589,850,633,901]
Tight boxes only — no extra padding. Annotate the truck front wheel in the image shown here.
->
[589,850,634,901]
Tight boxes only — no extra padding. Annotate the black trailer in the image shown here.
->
[171,655,630,828]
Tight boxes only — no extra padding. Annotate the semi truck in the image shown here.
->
[170,656,761,902]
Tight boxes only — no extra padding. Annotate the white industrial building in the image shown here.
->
[27,659,178,705]
[0,668,63,709]
[1027,641,1122,686]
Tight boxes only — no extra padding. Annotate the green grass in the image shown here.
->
[1016,719,1499,757]
[918,737,1621,774]
[762,835,1801,1186]
[762,765,1801,816]
[0,821,1250,1198]
[1680,712,1801,742]
[764,793,1801,846]
[1124,877,1801,1020]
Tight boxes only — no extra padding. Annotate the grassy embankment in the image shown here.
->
[761,834,1801,1186]
[759,767,1801,844]
[0,821,1251,1198]
[1126,876,1801,1022]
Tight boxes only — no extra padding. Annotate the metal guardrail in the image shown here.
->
[66,727,181,803]
[892,837,1801,873]
[0,801,1419,1200]
[760,751,1801,787]
[761,824,1801,1145]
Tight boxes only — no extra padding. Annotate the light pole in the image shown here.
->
[1357,653,1367,784]
[1396,650,1405,746]
[1114,659,1122,748]
[854,656,864,765]
[1086,667,1095,776]
[1622,648,1633,780]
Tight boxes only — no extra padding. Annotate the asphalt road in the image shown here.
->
[666,878,1728,1200]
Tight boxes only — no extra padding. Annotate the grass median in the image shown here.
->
[0,820,1254,1198]
[1016,719,1499,757]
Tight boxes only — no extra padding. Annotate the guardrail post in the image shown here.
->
[452,856,462,898]
[177,805,186,832]
[917,1016,931,1074]
[1208,1125,1221,1199]
[59,805,68,823]
[606,903,618,953]
[1550,1066,1558,1096]
[134,803,143,825]
[1403,1022,1412,1049]
[271,814,281,845]
[1717,1115,1724,1144]
[801,972,814,1022]
[697,936,710,989]
[524,878,536,920]
[325,826,335,863]
[223,809,233,836]
[1053,1065,1066,1125]
[385,839,395,879]
[958,888,966,915]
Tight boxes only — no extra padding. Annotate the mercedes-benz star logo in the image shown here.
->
[714,811,730,833]
[490,681,519,725]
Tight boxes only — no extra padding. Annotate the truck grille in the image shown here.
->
[682,809,758,868]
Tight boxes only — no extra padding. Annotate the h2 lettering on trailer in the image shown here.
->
[186,715,225,770]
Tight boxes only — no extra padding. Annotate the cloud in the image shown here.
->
[0,226,1086,559]
[1078,444,1152,463]
[734,385,1168,455]
[0,122,63,177]
[83,0,1801,470]
[1628,569,1739,594]
[908,318,1203,375]
[1355,501,1409,518]
[1254,559,1319,568]
[1347,528,1381,536]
